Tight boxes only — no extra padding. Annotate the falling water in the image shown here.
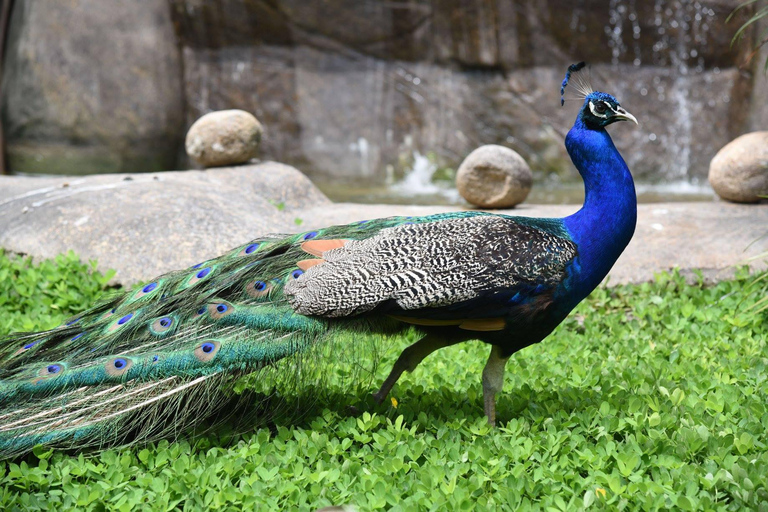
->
[606,0,716,181]
[670,1,693,181]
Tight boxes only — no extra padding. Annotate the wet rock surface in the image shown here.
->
[0,163,329,284]
[708,132,768,203]
[1,165,766,286]
[186,110,264,168]
[456,145,532,208]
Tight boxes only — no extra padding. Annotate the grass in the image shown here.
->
[0,251,767,511]
[729,0,768,71]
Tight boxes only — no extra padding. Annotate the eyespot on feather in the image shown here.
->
[208,301,235,319]
[246,280,272,298]
[194,341,221,363]
[185,266,214,287]
[105,357,133,377]
[239,242,261,256]
[150,316,175,334]
[37,363,64,378]
[107,311,138,333]
[133,281,161,299]
[13,339,43,356]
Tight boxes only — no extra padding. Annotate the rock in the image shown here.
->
[0,162,329,285]
[185,110,264,168]
[455,145,532,208]
[0,0,183,175]
[708,132,768,203]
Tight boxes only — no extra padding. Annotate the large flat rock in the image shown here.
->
[0,165,766,286]
[0,162,329,284]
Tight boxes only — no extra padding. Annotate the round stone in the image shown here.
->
[185,110,264,168]
[708,132,768,203]
[455,145,532,208]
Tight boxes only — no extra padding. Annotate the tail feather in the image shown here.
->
[0,219,415,458]
[0,373,238,458]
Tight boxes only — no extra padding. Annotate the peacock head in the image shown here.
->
[561,62,638,130]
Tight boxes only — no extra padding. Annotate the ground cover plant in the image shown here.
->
[0,250,766,511]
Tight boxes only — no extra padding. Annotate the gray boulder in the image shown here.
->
[0,0,183,175]
[708,132,768,203]
[0,162,329,285]
[186,110,264,168]
[456,145,532,208]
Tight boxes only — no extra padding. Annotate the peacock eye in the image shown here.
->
[594,101,607,114]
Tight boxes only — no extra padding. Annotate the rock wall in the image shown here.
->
[173,0,761,183]
[1,0,764,184]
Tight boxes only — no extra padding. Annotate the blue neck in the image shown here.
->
[563,117,637,298]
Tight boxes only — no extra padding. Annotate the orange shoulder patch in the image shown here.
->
[300,239,349,257]
[297,259,325,271]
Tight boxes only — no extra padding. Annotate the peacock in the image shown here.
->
[0,63,638,458]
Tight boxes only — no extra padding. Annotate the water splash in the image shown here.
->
[390,152,460,202]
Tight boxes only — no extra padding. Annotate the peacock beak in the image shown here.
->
[614,106,638,125]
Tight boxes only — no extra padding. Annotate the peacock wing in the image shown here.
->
[285,215,578,324]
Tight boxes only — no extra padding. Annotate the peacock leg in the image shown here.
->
[482,345,510,427]
[372,334,458,404]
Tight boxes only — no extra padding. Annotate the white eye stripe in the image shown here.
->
[588,100,619,119]
[588,101,607,118]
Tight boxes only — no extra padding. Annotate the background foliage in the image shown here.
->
[0,251,766,511]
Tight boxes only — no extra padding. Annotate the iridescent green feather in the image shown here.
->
[0,215,457,458]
